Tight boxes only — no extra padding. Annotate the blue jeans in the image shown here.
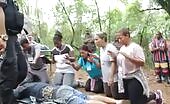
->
[15,82,88,104]
[53,85,88,104]
[53,72,75,87]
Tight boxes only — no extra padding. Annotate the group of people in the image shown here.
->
[14,28,163,104]
[46,28,163,104]
[0,0,164,104]
[149,31,170,84]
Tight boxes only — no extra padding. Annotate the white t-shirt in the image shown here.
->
[117,42,145,77]
[100,43,118,82]
[52,44,75,73]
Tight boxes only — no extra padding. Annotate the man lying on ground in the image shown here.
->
[14,82,126,104]
[14,73,124,104]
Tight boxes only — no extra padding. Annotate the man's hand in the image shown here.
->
[65,54,75,62]
[107,50,117,58]
[0,38,6,54]
[87,56,95,63]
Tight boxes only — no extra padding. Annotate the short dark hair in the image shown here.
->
[118,28,130,37]
[53,30,63,41]
[79,44,91,53]
[156,31,162,36]
[20,38,29,46]
[96,32,107,42]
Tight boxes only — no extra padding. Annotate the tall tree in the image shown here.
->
[156,0,170,15]
[94,0,102,31]
[58,0,75,46]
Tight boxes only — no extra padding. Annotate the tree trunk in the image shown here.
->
[58,0,76,46]
[94,0,102,31]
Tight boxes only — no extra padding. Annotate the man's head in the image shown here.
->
[156,31,162,40]
[79,44,91,58]
[20,38,30,51]
[117,28,131,45]
[53,31,63,48]
[94,32,107,48]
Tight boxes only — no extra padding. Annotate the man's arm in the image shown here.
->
[0,7,6,33]
[30,45,41,64]
[0,6,7,54]
[108,59,116,86]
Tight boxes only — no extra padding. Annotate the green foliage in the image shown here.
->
[105,9,123,41]
[155,0,170,15]
[17,0,170,69]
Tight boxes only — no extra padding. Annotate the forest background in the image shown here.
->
[16,0,170,69]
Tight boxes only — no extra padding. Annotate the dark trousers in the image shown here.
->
[103,82,115,97]
[0,35,27,104]
[113,78,148,104]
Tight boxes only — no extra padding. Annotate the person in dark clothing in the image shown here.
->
[0,1,27,104]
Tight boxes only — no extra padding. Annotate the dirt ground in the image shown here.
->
[73,69,170,104]
[48,64,170,104]
[145,70,170,104]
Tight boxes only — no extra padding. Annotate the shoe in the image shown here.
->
[155,90,163,104]
[157,79,162,83]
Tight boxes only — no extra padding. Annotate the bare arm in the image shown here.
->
[0,7,6,33]
[120,52,144,66]
[66,62,81,71]
[108,60,117,86]
[67,50,76,62]
[0,7,7,54]
[32,47,41,63]
[93,60,101,69]
[87,54,101,69]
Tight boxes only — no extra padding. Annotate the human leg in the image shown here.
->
[85,78,91,91]
[126,78,148,104]
[86,100,107,104]
[154,62,162,83]
[52,72,63,85]
[93,77,104,93]
[111,82,128,100]
[103,82,112,97]
[160,62,169,84]
[16,41,27,85]
[63,73,75,87]
[0,35,18,103]
[48,84,120,104]
[1,88,17,104]
[32,67,49,83]
[89,95,122,104]
[53,85,88,104]
[147,90,163,104]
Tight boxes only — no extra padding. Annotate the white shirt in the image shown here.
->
[117,42,145,76]
[116,42,149,95]
[53,44,75,73]
[100,43,118,82]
